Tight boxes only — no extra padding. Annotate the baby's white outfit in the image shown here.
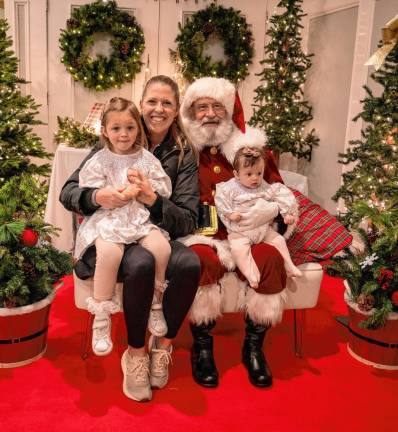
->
[215,178,300,286]
[74,147,172,259]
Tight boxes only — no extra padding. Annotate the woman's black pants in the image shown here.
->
[119,240,200,348]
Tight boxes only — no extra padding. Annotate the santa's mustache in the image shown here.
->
[201,118,220,125]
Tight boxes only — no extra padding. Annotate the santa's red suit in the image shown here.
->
[180,78,289,328]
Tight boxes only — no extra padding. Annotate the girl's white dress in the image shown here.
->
[215,178,297,243]
[74,147,172,259]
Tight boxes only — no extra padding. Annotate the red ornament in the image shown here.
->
[21,228,39,247]
[377,268,394,290]
[392,291,398,307]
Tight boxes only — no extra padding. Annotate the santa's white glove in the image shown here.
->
[239,200,279,231]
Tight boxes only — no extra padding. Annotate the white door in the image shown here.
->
[4,0,49,145]
[46,0,159,150]
[299,0,376,213]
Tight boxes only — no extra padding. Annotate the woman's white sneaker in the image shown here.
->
[121,350,152,402]
[149,335,172,389]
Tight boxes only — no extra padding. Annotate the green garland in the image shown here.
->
[59,0,145,91]
[54,116,99,149]
[171,4,254,83]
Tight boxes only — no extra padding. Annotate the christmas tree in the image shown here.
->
[250,0,319,161]
[0,19,72,308]
[327,30,398,329]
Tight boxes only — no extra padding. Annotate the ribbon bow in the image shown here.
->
[242,147,261,158]
[365,15,398,71]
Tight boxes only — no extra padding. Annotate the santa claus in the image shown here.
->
[180,77,291,388]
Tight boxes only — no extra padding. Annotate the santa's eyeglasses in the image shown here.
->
[193,102,225,114]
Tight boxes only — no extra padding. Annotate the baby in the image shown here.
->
[215,146,302,289]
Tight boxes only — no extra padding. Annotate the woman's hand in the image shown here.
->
[95,186,130,208]
[127,169,157,206]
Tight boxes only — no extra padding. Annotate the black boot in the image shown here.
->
[190,321,219,387]
[242,317,273,388]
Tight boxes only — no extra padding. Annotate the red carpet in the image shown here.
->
[1,272,397,431]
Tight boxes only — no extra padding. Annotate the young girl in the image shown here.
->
[215,146,302,289]
[74,97,172,356]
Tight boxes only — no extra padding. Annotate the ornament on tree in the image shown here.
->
[22,260,38,281]
[70,59,80,69]
[202,21,215,35]
[120,42,129,56]
[386,127,397,145]
[21,228,39,247]
[66,18,79,29]
[357,293,375,312]
[392,291,398,307]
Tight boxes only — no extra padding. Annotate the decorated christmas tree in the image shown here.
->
[250,0,318,161]
[327,23,398,329]
[0,19,72,308]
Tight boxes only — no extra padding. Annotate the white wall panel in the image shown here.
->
[304,7,358,213]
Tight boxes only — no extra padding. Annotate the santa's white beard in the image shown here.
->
[186,117,234,151]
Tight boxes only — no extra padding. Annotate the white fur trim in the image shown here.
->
[181,77,236,122]
[243,288,287,326]
[0,291,56,316]
[189,283,223,325]
[220,272,247,312]
[220,126,267,164]
[179,234,235,270]
[86,297,121,315]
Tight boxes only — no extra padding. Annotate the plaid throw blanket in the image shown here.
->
[287,190,352,265]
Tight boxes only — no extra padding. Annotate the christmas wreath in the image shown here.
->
[59,0,145,91]
[171,4,254,83]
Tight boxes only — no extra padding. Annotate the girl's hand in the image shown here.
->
[120,183,141,200]
[95,186,130,208]
[128,169,157,206]
[283,214,295,225]
[127,168,139,184]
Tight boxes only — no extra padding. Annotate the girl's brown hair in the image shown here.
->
[142,75,196,165]
[100,97,148,150]
[233,146,266,171]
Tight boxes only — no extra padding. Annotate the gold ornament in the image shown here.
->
[365,15,398,70]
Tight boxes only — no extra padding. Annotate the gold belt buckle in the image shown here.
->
[196,203,218,236]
